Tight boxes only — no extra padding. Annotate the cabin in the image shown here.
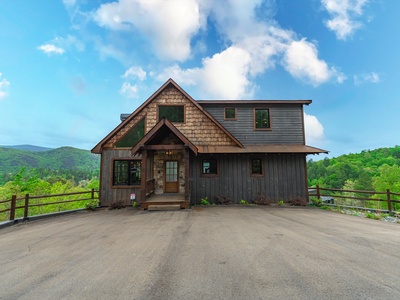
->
[91,78,327,209]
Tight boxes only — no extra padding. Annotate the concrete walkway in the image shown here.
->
[1,206,399,299]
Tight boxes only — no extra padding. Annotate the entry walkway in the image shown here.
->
[142,193,189,210]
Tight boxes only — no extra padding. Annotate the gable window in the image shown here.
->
[202,159,218,175]
[254,108,270,129]
[113,160,141,186]
[251,158,263,176]
[224,108,236,120]
[116,118,145,148]
[158,105,184,123]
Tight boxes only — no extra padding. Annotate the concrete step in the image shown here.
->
[147,204,181,211]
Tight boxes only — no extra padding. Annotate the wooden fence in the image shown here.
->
[0,189,99,222]
[312,185,400,212]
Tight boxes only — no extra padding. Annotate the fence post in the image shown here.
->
[91,188,95,200]
[386,189,392,212]
[23,194,29,221]
[316,185,321,200]
[10,195,16,221]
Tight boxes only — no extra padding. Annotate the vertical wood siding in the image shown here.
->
[100,149,141,206]
[201,104,305,144]
[190,153,307,204]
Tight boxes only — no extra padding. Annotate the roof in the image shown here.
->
[131,118,198,155]
[197,100,312,105]
[92,78,243,154]
[197,144,328,154]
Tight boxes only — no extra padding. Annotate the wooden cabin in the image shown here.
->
[91,78,327,209]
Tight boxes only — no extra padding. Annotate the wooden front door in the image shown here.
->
[164,160,179,193]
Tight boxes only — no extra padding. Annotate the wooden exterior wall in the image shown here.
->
[189,153,307,204]
[201,103,305,145]
[99,149,142,206]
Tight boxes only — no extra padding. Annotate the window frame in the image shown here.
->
[253,108,271,130]
[224,107,237,120]
[111,159,142,187]
[157,104,185,123]
[250,158,264,177]
[201,158,219,177]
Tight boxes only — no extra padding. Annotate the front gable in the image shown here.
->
[92,79,242,153]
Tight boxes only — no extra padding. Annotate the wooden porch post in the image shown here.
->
[140,149,147,204]
[184,147,190,201]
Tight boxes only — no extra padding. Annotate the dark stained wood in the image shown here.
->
[140,150,147,203]
[144,145,185,150]
[185,148,190,201]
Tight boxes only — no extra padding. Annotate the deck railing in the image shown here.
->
[0,189,99,222]
[311,185,400,213]
[146,178,155,196]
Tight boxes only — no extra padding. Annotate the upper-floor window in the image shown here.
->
[254,108,270,130]
[224,108,236,120]
[158,105,184,122]
[113,160,141,186]
[116,118,145,148]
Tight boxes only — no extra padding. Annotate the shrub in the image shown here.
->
[289,196,307,206]
[216,195,230,205]
[200,197,210,205]
[85,200,99,211]
[278,199,284,206]
[310,197,323,207]
[240,199,248,205]
[109,201,125,209]
[253,194,272,205]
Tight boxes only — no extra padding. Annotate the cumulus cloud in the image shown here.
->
[120,81,139,98]
[93,0,203,61]
[122,66,146,81]
[88,0,346,98]
[354,72,380,86]
[304,113,325,145]
[0,73,10,99]
[322,0,369,40]
[37,44,65,55]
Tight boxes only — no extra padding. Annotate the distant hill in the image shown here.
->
[1,145,53,152]
[0,146,100,184]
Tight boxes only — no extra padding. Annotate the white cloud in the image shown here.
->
[282,39,345,86]
[322,0,369,40]
[120,81,138,98]
[354,72,380,86]
[0,73,10,99]
[38,44,65,55]
[63,0,76,7]
[122,66,146,81]
[304,113,325,145]
[93,0,203,61]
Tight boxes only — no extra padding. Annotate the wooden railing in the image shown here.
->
[311,185,400,212]
[0,189,99,222]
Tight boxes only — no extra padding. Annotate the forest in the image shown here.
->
[308,145,400,193]
[0,146,100,200]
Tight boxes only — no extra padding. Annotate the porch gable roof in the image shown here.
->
[131,118,198,155]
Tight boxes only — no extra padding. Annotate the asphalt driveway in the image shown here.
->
[1,206,399,300]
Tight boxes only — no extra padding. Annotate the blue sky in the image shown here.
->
[0,0,399,159]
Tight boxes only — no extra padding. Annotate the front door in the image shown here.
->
[164,160,179,193]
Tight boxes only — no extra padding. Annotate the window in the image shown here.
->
[224,108,236,120]
[158,105,184,122]
[251,158,263,176]
[254,109,270,129]
[113,160,141,186]
[116,118,145,148]
[202,159,218,175]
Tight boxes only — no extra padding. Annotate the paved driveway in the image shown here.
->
[1,206,399,300]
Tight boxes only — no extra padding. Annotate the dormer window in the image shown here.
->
[158,105,185,123]
[224,108,236,120]
[254,108,271,130]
